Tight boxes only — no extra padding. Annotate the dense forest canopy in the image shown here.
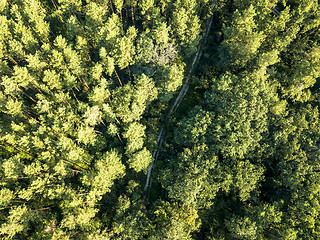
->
[0,0,320,239]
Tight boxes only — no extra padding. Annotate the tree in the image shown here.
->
[112,31,136,69]
[149,201,201,240]
[217,4,265,69]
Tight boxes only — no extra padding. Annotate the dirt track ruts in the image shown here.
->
[143,8,215,199]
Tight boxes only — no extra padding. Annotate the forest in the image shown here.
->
[1,0,320,239]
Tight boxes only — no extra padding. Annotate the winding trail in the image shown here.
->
[143,8,215,199]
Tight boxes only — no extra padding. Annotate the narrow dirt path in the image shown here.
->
[143,8,215,199]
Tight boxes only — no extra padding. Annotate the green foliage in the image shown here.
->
[0,0,211,238]
[128,147,152,172]
[225,216,258,240]
[112,181,152,239]
[157,1,320,239]
[218,5,265,69]
[1,0,320,239]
